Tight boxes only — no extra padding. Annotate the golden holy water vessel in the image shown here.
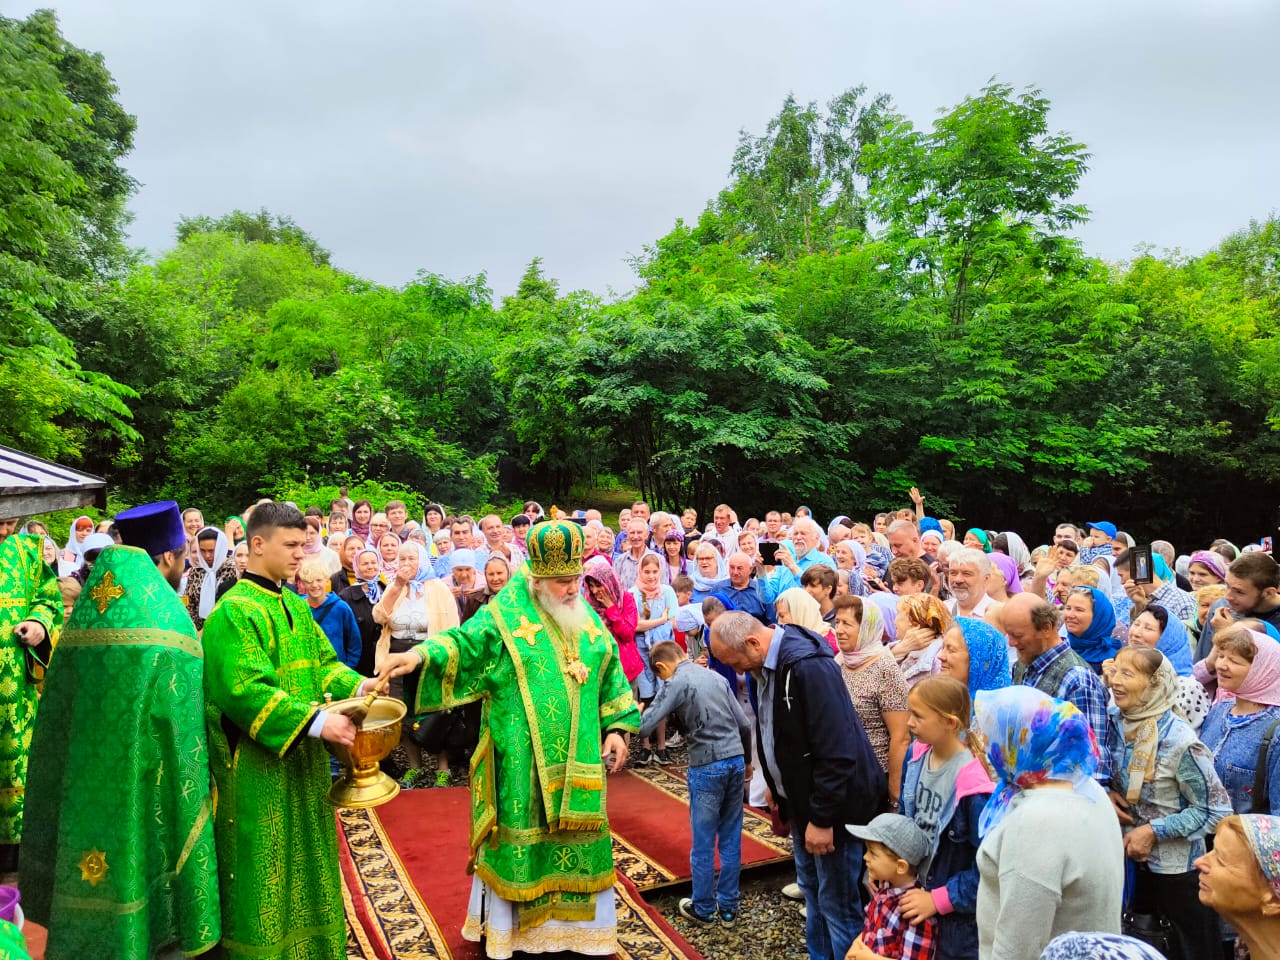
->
[323,693,406,808]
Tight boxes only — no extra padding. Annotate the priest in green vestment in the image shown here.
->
[0,516,62,874]
[201,502,377,960]
[381,520,641,959]
[21,499,220,959]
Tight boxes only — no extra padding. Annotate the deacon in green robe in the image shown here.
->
[0,524,62,862]
[201,502,371,960]
[22,527,221,959]
[381,520,641,959]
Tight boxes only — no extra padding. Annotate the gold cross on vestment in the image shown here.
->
[513,617,543,646]
[89,571,125,614]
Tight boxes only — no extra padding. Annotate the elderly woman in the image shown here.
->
[1198,625,1280,815]
[1114,605,1211,731]
[461,555,512,622]
[1105,647,1231,959]
[367,511,391,548]
[1194,814,1280,958]
[831,595,909,808]
[690,540,729,602]
[775,587,836,651]
[330,533,365,592]
[338,547,384,677]
[974,687,1124,959]
[373,541,459,785]
[1062,585,1124,674]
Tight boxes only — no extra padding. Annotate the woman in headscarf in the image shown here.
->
[963,529,992,553]
[1039,933,1167,960]
[831,540,869,597]
[460,555,512,623]
[998,531,1035,588]
[775,586,837,652]
[338,548,385,677]
[1198,625,1280,815]
[1104,647,1231,960]
[377,531,402,578]
[582,555,643,686]
[301,516,340,578]
[1061,585,1124,673]
[183,526,237,631]
[689,540,729,602]
[973,687,1123,959]
[224,515,246,546]
[330,534,365,593]
[938,617,1011,701]
[831,595,909,807]
[61,515,94,568]
[890,592,952,689]
[1185,583,1226,651]
[1113,604,1211,731]
[349,499,373,542]
[372,541,459,785]
[987,553,1023,601]
[1194,814,1280,959]
[1186,549,1228,590]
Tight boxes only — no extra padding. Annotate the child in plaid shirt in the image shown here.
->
[845,814,937,960]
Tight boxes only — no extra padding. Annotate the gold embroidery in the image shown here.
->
[79,849,109,886]
[513,617,543,646]
[88,571,125,614]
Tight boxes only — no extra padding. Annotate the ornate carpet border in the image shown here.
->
[339,807,454,959]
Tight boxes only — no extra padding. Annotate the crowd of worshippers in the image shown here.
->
[24,493,1280,960]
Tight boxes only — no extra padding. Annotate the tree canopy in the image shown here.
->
[3,11,1277,543]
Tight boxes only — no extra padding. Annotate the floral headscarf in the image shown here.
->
[583,555,623,613]
[1239,814,1280,897]
[1040,932,1166,960]
[1188,549,1228,583]
[974,686,1104,837]
[355,548,384,604]
[956,617,1011,699]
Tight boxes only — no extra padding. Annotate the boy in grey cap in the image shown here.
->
[846,814,938,960]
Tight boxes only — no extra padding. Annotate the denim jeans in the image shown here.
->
[791,822,864,960]
[687,756,745,916]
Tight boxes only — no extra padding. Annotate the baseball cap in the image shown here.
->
[845,813,929,867]
[1087,521,1118,540]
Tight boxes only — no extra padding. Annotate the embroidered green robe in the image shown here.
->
[0,533,62,844]
[412,567,640,929]
[202,577,363,960]
[21,545,221,959]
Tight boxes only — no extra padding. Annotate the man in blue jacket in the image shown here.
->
[710,611,885,960]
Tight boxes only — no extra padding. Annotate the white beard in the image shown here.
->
[531,580,594,637]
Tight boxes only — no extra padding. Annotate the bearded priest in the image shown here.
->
[380,519,640,958]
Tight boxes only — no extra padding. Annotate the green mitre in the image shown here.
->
[62,545,199,655]
[525,520,585,577]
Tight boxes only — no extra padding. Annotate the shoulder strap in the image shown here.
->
[1252,716,1280,814]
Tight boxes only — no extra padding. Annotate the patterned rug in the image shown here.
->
[339,800,704,960]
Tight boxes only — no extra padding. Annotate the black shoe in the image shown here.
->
[716,909,737,927]
[635,747,653,766]
[677,898,714,924]
[654,748,672,765]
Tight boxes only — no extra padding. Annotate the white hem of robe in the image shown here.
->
[460,876,617,959]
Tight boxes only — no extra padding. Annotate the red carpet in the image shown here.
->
[339,782,707,960]
[607,767,792,889]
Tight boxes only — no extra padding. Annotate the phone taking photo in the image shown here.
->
[758,542,780,565]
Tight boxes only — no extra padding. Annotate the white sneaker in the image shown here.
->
[799,904,807,918]
[781,882,803,901]
[665,733,684,748]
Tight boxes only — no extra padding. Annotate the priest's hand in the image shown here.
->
[13,620,46,647]
[320,713,357,747]
[603,732,629,773]
[378,650,423,682]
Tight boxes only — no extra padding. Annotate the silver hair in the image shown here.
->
[951,547,991,576]
[887,519,918,536]
[791,516,822,538]
[937,540,966,562]
[709,611,761,655]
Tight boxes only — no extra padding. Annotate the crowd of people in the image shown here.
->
[0,490,1278,960]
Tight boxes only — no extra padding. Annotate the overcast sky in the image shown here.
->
[14,0,1280,298]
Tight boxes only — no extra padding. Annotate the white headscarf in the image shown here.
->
[194,526,231,621]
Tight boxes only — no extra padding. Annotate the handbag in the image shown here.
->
[1122,910,1180,960]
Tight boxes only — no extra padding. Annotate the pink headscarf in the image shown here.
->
[1236,630,1280,707]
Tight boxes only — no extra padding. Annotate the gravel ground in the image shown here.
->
[649,865,809,960]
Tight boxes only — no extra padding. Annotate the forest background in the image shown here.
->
[3,10,1278,543]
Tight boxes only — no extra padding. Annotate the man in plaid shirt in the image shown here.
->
[846,815,937,960]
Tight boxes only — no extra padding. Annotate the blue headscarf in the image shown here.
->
[956,617,1011,699]
[1149,607,1194,676]
[974,686,1105,837]
[1066,586,1121,664]
[1153,554,1174,583]
[690,540,729,597]
[400,541,437,599]
[867,592,900,641]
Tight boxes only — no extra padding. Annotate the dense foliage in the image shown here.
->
[3,12,1277,542]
